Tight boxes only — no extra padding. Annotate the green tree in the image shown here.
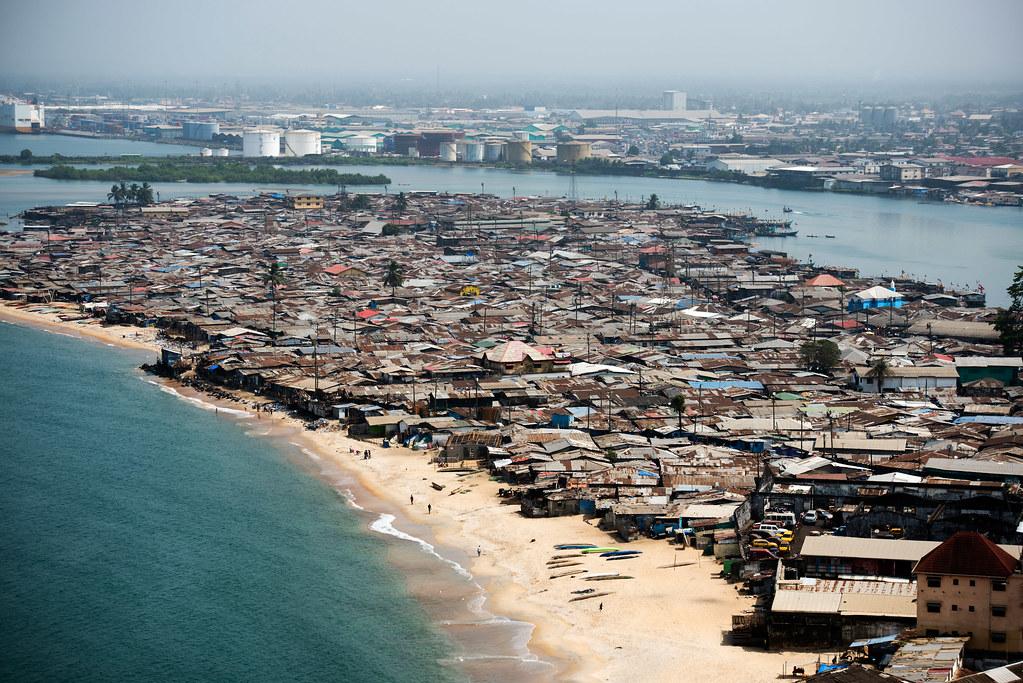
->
[669,394,687,432]
[867,358,890,395]
[659,151,675,166]
[262,261,286,336]
[350,194,371,211]
[994,265,1023,355]
[19,148,32,160]
[137,182,155,206]
[627,144,640,156]
[383,260,403,297]
[107,183,124,207]
[799,340,841,373]
[394,191,407,213]
[646,193,660,210]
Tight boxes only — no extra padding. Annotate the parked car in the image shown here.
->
[753,523,782,534]
[802,510,819,525]
[751,538,779,549]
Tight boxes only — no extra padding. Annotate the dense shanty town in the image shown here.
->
[3,188,1023,682]
[6,89,1022,205]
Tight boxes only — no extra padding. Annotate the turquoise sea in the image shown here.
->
[0,321,468,682]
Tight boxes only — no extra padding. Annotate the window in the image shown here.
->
[992,605,1007,618]
[951,605,958,612]
[927,576,942,588]
[927,602,941,614]
[969,606,975,612]
[992,632,1007,644]
[993,580,1007,592]
[953,579,959,586]
[969,580,976,587]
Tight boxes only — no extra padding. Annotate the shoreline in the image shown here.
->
[1,301,825,682]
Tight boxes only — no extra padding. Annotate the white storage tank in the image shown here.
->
[460,141,484,163]
[484,140,504,162]
[345,135,378,153]
[439,141,457,162]
[214,147,230,157]
[200,147,213,157]
[283,129,321,157]
[243,129,280,157]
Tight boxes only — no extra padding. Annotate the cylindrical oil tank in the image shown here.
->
[200,147,213,157]
[506,139,532,164]
[283,129,321,157]
[346,135,378,153]
[243,128,280,157]
[439,141,457,162]
[484,140,504,162]
[513,130,530,141]
[183,121,220,140]
[460,141,484,162]
[557,141,591,164]
[214,147,230,157]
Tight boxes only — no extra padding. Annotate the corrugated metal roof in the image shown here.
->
[771,590,842,614]
[800,536,940,563]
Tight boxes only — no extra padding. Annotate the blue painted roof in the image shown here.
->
[954,416,1023,425]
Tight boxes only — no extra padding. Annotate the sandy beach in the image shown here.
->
[1,301,826,682]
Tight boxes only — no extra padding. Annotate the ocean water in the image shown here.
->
[0,321,464,682]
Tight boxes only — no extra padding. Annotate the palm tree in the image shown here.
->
[383,260,403,298]
[107,183,125,208]
[262,261,286,336]
[868,358,890,395]
[138,182,155,206]
[670,394,687,433]
[394,191,408,213]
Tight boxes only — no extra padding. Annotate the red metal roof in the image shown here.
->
[914,531,1020,578]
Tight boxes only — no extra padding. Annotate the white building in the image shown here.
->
[707,155,783,175]
[0,100,45,132]
[662,90,687,111]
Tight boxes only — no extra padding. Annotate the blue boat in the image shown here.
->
[599,550,642,558]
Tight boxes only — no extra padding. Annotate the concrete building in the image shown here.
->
[881,164,924,182]
[914,532,1023,655]
[662,90,687,111]
[0,100,44,132]
[286,194,324,210]
[707,155,783,175]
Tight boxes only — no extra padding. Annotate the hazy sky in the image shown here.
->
[3,0,1022,89]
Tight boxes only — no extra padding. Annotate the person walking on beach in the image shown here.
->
[427,503,432,515]
[599,602,603,612]
[410,494,414,505]
[477,546,481,557]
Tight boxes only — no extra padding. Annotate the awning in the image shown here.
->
[848,634,899,648]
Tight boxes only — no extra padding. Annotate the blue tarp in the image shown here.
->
[207,364,220,371]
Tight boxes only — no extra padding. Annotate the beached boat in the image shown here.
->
[554,543,597,550]
[580,547,619,554]
[582,572,619,581]
[599,550,642,557]
[569,591,611,602]
[607,555,639,561]
[430,482,445,491]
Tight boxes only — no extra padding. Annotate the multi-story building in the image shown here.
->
[914,532,1023,656]
[0,99,44,132]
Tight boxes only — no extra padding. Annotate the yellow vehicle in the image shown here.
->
[751,539,779,549]
[776,530,794,542]
[776,543,790,553]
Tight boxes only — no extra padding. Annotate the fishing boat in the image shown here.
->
[607,555,639,561]
[582,572,619,580]
[554,544,597,550]
[783,206,793,213]
[825,234,836,239]
[569,591,611,602]
[599,550,642,557]
[580,547,619,554]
